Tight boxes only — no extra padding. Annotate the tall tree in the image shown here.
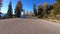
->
[15,0,23,18]
[56,0,60,15]
[44,3,49,18]
[0,0,2,19]
[0,0,2,11]
[57,0,60,2]
[54,3,58,16]
[38,4,43,18]
[48,4,55,18]
[33,4,37,17]
[7,1,13,18]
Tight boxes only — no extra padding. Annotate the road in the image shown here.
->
[0,18,60,34]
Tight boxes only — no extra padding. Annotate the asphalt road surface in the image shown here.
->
[0,18,60,34]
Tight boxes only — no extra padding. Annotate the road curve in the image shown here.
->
[0,18,60,34]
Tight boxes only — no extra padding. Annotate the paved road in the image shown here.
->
[0,18,60,34]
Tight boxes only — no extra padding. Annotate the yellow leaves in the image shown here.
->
[38,4,42,9]
[44,2,48,9]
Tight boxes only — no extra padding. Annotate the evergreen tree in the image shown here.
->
[56,0,60,15]
[38,4,44,18]
[54,3,58,16]
[0,0,2,19]
[57,0,60,2]
[47,4,55,18]
[15,0,23,18]
[49,4,55,13]
[44,3,55,18]
[23,9,25,18]
[0,12,2,19]
[33,4,37,17]
[7,1,13,18]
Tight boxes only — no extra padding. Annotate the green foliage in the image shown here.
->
[54,7,58,16]
[15,0,22,18]
[33,4,37,17]
[7,1,13,18]
[55,0,60,15]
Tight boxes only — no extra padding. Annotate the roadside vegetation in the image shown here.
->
[0,0,60,23]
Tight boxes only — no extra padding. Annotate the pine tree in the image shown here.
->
[38,4,44,18]
[55,0,60,15]
[0,12,2,19]
[0,0,2,19]
[33,4,37,17]
[54,3,58,16]
[48,4,55,18]
[15,0,23,18]
[7,1,13,18]
[57,0,60,2]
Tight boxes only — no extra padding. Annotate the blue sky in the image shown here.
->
[1,0,56,13]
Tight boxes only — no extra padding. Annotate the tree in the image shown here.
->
[48,4,55,18]
[7,1,13,18]
[57,0,60,2]
[0,12,2,19]
[33,4,37,17]
[30,11,33,16]
[22,9,25,18]
[56,0,60,15]
[15,0,23,18]
[38,4,44,18]
[25,11,28,16]
[49,4,58,16]
[44,3,50,18]
[54,4,58,16]
[0,0,2,19]
[0,0,2,10]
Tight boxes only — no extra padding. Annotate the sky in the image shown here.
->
[1,0,56,13]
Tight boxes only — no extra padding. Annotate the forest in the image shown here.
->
[0,0,60,22]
